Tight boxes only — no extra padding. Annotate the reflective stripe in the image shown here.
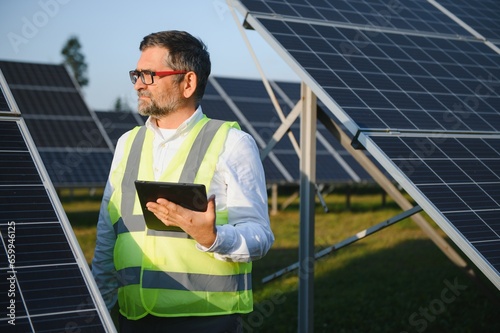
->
[118,267,252,292]
[143,271,252,292]
[179,120,224,183]
[122,126,147,221]
[117,267,141,287]
[114,219,194,238]
[114,216,145,235]
[152,117,210,182]
[115,215,226,236]
[146,228,191,239]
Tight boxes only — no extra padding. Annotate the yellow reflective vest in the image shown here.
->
[108,116,253,319]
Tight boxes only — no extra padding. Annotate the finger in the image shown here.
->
[156,207,170,223]
[146,202,168,217]
[156,198,170,206]
[156,198,181,213]
[146,202,161,212]
[207,194,216,212]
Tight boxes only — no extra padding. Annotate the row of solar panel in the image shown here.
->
[1,1,499,331]
[0,60,377,187]
[0,55,379,332]
[233,0,500,291]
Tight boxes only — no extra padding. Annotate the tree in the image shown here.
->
[114,97,123,111]
[61,35,89,87]
[114,96,131,112]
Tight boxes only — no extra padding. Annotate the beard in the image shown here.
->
[137,89,184,118]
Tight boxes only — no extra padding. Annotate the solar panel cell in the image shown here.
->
[11,90,90,117]
[24,118,110,148]
[40,151,112,187]
[0,152,42,185]
[0,187,57,226]
[18,265,95,314]
[31,310,106,333]
[6,223,75,266]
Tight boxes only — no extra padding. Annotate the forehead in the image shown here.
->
[136,46,169,70]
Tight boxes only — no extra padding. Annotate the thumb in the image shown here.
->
[207,194,216,213]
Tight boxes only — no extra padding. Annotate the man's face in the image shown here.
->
[134,46,185,117]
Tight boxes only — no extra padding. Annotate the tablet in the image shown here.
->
[134,180,208,231]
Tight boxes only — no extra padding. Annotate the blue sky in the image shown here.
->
[0,0,298,110]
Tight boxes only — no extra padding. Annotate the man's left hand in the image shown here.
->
[146,195,217,248]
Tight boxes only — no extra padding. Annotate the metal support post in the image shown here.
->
[298,83,317,333]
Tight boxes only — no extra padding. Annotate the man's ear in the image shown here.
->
[181,71,197,99]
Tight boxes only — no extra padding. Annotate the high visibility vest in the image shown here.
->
[108,116,253,319]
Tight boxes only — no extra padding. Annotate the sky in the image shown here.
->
[0,0,299,110]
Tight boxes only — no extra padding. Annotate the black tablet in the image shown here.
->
[134,180,208,231]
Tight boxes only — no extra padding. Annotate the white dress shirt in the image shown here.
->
[92,106,274,309]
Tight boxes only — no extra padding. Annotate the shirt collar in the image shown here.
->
[145,106,204,140]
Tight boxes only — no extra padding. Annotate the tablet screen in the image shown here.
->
[134,180,208,231]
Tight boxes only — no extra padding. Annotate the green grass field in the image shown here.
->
[64,190,500,333]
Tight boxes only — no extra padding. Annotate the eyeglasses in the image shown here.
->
[129,70,188,85]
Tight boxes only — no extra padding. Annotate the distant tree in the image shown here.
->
[114,96,132,112]
[114,97,123,111]
[61,35,89,87]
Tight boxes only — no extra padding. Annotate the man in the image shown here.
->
[92,30,274,333]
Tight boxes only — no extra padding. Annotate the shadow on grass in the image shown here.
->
[245,239,500,333]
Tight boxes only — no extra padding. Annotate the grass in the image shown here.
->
[63,190,500,333]
[63,198,101,264]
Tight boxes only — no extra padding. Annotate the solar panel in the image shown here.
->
[363,133,500,281]
[39,151,113,187]
[232,0,500,290]
[95,110,146,147]
[434,0,500,44]
[239,0,471,36]
[205,76,374,183]
[0,116,115,330]
[246,18,500,135]
[0,61,114,188]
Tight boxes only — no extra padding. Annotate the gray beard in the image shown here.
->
[137,97,182,118]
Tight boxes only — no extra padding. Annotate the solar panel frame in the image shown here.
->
[0,86,10,113]
[0,70,18,115]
